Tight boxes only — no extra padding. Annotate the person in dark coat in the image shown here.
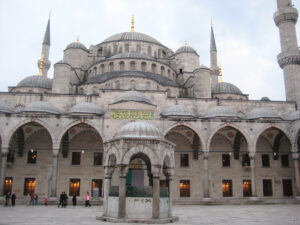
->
[62,192,68,207]
[5,192,11,206]
[11,192,16,206]
[58,192,63,208]
[72,195,77,206]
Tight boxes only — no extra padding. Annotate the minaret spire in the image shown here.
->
[131,15,135,32]
[38,14,51,77]
[274,0,300,106]
[210,19,219,88]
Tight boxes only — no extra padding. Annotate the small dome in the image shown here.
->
[109,52,154,60]
[175,46,198,56]
[55,60,69,64]
[115,121,162,140]
[212,82,243,95]
[102,32,162,45]
[284,111,300,121]
[161,105,196,118]
[246,108,281,120]
[17,75,52,90]
[203,106,238,118]
[0,101,14,113]
[113,91,152,105]
[21,101,60,114]
[65,42,88,52]
[261,97,271,101]
[69,102,104,115]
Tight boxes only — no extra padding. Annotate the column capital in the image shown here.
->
[1,147,9,156]
[104,166,115,177]
[203,150,209,160]
[151,165,162,178]
[118,164,129,178]
[249,152,256,159]
[52,149,59,157]
[292,152,300,160]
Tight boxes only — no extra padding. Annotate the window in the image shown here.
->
[125,44,129,52]
[222,154,230,167]
[69,179,80,196]
[94,152,103,166]
[115,80,120,89]
[242,153,250,167]
[262,154,270,167]
[27,150,37,164]
[160,180,168,188]
[92,179,103,197]
[243,180,252,197]
[161,66,165,76]
[109,62,114,72]
[119,61,125,71]
[130,80,136,90]
[281,154,289,167]
[136,45,141,53]
[130,61,136,71]
[263,179,273,196]
[72,152,81,165]
[24,178,36,195]
[97,48,103,56]
[4,177,13,194]
[146,81,151,90]
[7,151,15,163]
[113,45,118,54]
[141,62,146,72]
[180,154,189,167]
[222,180,232,197]
[179,180,190,197]
[101,64,105,73]
[147,46,152,56]
[151,64,156,73]
[282,179,293,196]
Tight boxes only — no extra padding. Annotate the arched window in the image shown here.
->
[115,80,120,89]
[100,64,105,74]
[166,89,171,97]
[146,81,151,90]
[162,50,166,58]
[136,45,141,53]
[119,46,123,53]
[158,49,161,58]
[107,46,111,56]
[109,62,114,72]
[179,68,183,73]
[125,44,129,52]
[151,63,156,73]
[131,80,136,90]
[94,67,97,76]
[141,62,146,72]
[97,48,103,56]
[161,66,165,76]
[92,86,97,95]
[147,46,152,56]
[168,69,171,77]
[130,61,136,71]
[119,61,125,71]
[113,45,118,54]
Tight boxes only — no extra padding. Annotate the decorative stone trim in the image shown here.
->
[274,7,298,26]
[277,51,300,68]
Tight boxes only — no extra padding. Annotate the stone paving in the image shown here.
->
[0,204,300,225]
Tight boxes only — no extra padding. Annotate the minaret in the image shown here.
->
[274,0,300,106]
[37,14,51,77]
[210,21,219,88]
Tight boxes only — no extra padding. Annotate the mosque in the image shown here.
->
[0,0,300,219]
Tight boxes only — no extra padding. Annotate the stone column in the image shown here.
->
[118,165,128,218]
[203,150,210,198]
[152,165,161,219]
[103,166,114,217]
[167,176,173,218]
[292,152,300,197]
[0,147,8,196]
[51,150,59,198]
[249,152,257,199]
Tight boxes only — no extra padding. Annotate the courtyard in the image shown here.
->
[0,204,299,225]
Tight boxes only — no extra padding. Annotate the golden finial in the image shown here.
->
[131,15,135,32]
[185,40,188,47]
[38,54,44,76]
[76,35,79,43]
[218,64,223,83]
[211,17,213,27]
[49,11,51,19]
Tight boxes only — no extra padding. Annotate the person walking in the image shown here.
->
[58,192,63,208]
[30,192,35,206]
[34,194,38,205]
[62,192,68,207]
[44,196,48,206]
[26,193,31,206]
[5,192,11,207]
[72,194,77,206]
[11,192,16,206]
[85,192,91,207]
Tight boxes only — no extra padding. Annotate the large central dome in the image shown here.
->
[101,32,162,46]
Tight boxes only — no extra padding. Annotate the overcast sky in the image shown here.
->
[0,0,299,101]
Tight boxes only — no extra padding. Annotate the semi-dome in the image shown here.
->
[115,121,163,140]
[69,102,105,115]
[261,97,271,101]
[21,101,60,114]
[101,32,162,45]
[65,42,88,52]
[110,52,154,60]
[284,111,300,121]
[246,108,281,120]
[203,106,238,118]
[0,101,14,113]
[17,75,52,90]
[113,91,152,105]
[175,46,199,56]
[212,82,243,95]
[161,104,196,118]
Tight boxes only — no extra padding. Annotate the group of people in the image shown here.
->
[58,192,68,208]
[58,191,91,207]
[4,192,16,207]
[27,193,39,206]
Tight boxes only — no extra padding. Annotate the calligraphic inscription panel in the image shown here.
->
[111,109,154,120]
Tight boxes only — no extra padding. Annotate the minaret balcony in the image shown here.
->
[277,50,300,68]
[274,7,298,26]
